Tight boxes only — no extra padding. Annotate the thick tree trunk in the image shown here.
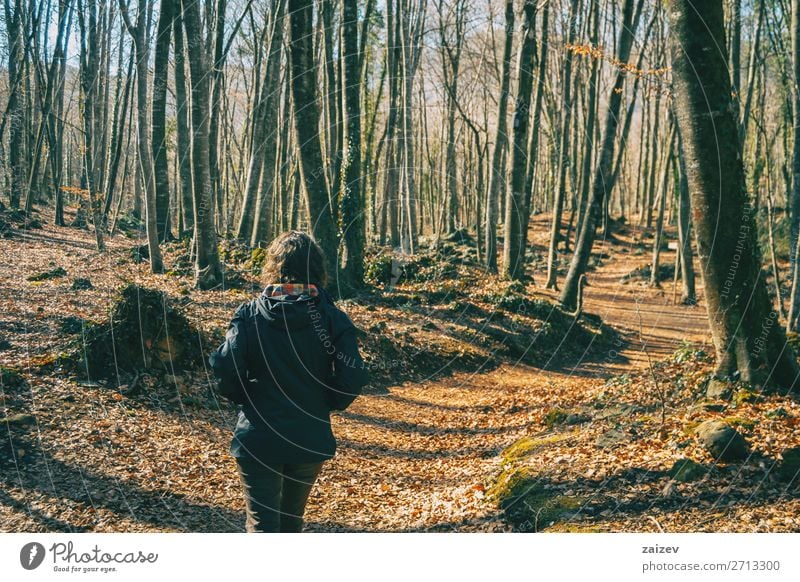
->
[502,0,537,281]
[340,0,365,288]
[288,0,338,279]
[669,0,799,388]
[81,0,107,252]
[181,0,223,288]
[152,0,175,242]
[790,0,800,327]
[4,0,26,210]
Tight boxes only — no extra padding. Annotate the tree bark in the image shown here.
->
[152,0,175,241]
[676,126,696,304]
[790,0,800,326]
[502,0,537,281]
[669,0,799,388]
[484,0,514,273]
[288,0,338,279]
[545,0,579,289]
[4,0,26,210]
[250,4,286,248]
[173,10,194,235]
[559,0,642,309]
[181,0,223,288]
[340,0,365,287]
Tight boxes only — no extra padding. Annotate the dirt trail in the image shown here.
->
[307,238,711,531]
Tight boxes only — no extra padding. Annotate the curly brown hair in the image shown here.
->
[261,231,328,287]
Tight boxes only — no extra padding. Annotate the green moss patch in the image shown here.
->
[489,467,586,531]
[668,458,708,483]
[501,432,575,463]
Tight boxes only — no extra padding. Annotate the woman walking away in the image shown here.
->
[210,231,369,532]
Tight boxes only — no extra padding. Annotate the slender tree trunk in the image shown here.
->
[173,10,194,235]
[649,120,676,287]
[560,0,642,309]
[676,126,696,304]
[250,5,286,247]
[545,0,579,289]
[484,0,514,272]
[502,0,537,281]
[119,0,161,269]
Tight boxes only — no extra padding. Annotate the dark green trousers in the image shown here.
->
[236,457,324,532]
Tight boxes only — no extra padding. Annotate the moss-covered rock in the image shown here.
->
[668,458,707,483]
[543,408,568,428]
[706,378,733,400]
[489,467,585,530]
[721,416,757,431]
[733,387,763,406]
[695,419,749,462]
[71,278,94,290]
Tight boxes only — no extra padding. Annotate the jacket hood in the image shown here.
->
[254,285,329,330]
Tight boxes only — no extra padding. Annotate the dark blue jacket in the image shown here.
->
[209,287,369,463]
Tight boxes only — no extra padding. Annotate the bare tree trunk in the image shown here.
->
[181,0,223,288]
[670,0,799,388]
[120,0,161,268]
[173,10,193,235]
[676,126,696,304]
[340,0,365,287]
[502,0,537,280]
[80,0,107,252]
[288,0,338,279]
[484,0,514,272]
[790,0,800,327]
[152,0,175,241]
[649,120,676,287]
[560,0,642,309]
[545,0,579,289]
[250,9,286,248]
[4,0,26,210]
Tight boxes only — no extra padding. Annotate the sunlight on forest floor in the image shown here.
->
[1,210,798,532]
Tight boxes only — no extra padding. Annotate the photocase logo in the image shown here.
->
[20,542,46,570]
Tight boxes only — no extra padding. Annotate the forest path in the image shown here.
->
[308,226,711,531]
[0,217,713,532]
